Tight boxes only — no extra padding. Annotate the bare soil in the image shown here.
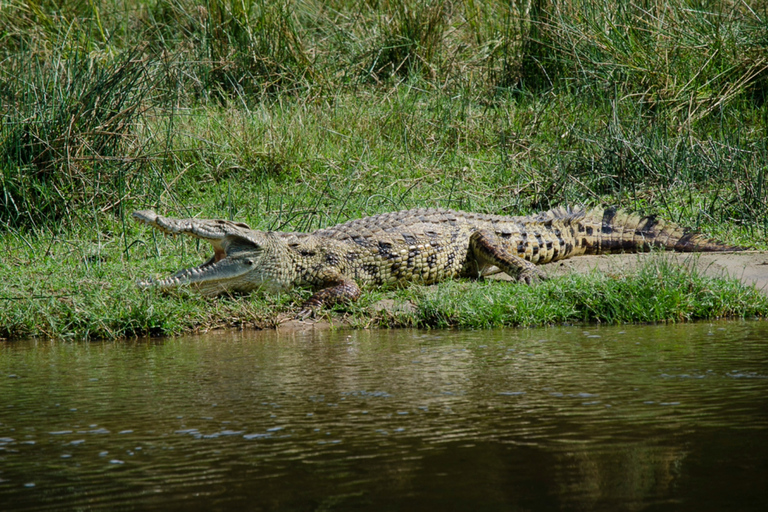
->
[537,251,768,295]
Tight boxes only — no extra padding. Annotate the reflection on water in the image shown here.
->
[1,322,767,511]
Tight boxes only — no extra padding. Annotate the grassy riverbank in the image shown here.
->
[2,1,768,339]
[2,252,767,339]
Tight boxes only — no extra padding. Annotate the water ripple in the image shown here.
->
[1,321,767,510]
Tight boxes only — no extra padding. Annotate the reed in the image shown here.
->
[1,0,767,338]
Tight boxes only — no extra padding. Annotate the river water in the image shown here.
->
[1,321,767,511]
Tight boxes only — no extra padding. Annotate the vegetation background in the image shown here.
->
[2,0,768,339]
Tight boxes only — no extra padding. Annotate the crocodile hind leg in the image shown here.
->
[469,230,547,284]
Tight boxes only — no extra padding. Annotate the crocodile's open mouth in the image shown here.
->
[133,210,260,295]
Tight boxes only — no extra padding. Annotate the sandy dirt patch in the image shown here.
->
[535,251,768,295]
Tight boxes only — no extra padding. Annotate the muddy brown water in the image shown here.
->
[1,322,767,511]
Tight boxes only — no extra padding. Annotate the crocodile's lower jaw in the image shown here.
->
[137,278,241,296]
[138,261,292,296]
[138,257,265,296]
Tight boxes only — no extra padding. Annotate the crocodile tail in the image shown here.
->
[579,207,744,254]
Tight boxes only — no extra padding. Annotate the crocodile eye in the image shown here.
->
[245,259,254,266]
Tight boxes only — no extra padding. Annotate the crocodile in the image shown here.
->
[133,207,743,314]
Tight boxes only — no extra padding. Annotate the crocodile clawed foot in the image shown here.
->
[294,279,360,320]
[517,268,548,285]
[295,307,317,320]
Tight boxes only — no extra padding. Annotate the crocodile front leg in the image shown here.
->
[297,271,362,319]
[469,230,547,284]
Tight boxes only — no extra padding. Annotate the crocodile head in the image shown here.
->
[133,210,292,295]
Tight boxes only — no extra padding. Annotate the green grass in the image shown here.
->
[1,0,767,339]
[398,258,768,329]
[2,245,766,340]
